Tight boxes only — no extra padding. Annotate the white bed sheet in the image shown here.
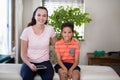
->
[0,64,119,80]
[80,65,120,80]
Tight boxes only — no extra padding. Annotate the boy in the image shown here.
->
[54,22,80,80]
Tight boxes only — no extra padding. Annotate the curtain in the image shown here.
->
[15,0,23,63]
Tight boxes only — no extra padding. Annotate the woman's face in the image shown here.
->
[35,9,48,25]
[61,27,73,43]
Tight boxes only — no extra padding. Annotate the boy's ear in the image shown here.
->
[60,32,62,36]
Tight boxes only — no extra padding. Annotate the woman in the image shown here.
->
[20,6,56,80]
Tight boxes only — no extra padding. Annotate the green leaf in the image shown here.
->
[48,6,92,41]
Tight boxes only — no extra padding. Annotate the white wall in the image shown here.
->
[22,0,42,28]
[20,0,120,64]
[80,0,120,64]
[15,0,42,63]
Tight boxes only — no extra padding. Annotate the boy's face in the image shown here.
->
[61,27,73,43]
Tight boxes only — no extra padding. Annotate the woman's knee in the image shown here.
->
[21,73,35,80]
[20,63,36,80]
[41,73,54,80]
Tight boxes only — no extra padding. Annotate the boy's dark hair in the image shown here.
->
[61,22,74,32]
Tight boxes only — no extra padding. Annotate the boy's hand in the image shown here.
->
[59,68,68,77]
[68,69,73,79]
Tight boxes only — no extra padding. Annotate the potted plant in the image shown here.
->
[48,6,92,41]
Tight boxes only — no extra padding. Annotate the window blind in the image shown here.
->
[43,0,84,15]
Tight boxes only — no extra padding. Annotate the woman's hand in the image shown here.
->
[29,63,37,71]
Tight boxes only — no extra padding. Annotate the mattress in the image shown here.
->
[80,65,120,80]
[0,64,119,80]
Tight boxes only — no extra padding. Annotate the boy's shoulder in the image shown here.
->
[72,38,80,44]
[56,38,79,44]
[56,39,63,44]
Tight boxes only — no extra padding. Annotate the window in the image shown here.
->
[43,0,85,40]
[0,0,13,55]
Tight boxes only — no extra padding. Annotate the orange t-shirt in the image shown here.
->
[55,38,80,63]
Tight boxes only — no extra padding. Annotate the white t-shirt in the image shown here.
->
[20,25,55,63]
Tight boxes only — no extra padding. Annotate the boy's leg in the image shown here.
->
[58,68,68,80]
[20,63,36,80]
[72,70,80,80]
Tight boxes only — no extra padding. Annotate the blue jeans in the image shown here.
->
[20,60,54,80]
